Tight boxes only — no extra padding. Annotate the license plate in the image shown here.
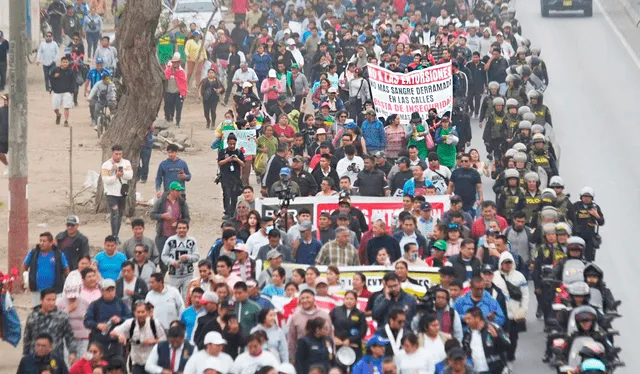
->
[563,0,572,5]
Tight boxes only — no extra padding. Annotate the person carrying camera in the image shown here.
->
[217,133,245,219]
[269,167,301,199]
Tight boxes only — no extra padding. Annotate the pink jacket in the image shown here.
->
[286,306,333,360]
[471,215,508,239]
[260,78,283,101]
[164,66,188,97]
[57,297,92,340]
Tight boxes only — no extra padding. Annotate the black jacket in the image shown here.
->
[330,305,367,345]
[311,165,340,189]
[355,168,388,197]
[193,311,221,350]
[115,277,148,306]
[0,106,7,143]
[150,193,190,236]
[17,353,69,374]
[449,254,482,283]
[462,322,510,374]
[55,230,90,271]
[50,66,76,93]
[291,169,318,197]
[465,61,487,92]
[263,154,288,193]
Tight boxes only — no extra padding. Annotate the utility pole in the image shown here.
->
[8,0,29,289]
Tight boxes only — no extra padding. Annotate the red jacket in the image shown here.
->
[164,66,188,97]
[470,215,508,239]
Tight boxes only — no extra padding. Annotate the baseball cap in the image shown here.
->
[299,220,313,232]
[420,202,432,211]
[242,82,253,88]
[321,102,330,108]
[280,167,291,176]
[286,38,295,46]
[292,155,304,163]
[316,128,327,135]
[201,291,219,304]
[432,239,447,251]
[373,151,385,158]
[338,191,350,200]
[363,108,376,116]
[448,347,466,360]
[101,279,116,290]
[268,69,277,78]
[192,30,200,37]
[366,334,389,348]
[344,122,357,129]
[396,156,410,166]
[439,266,456,276]
[486,228,500,236]
[481,264,494,273]
[169,181,184,191]
[233,243,248,252]
[204,331,227,345]
[291,63,299,69]
[267,249,283,260]
[66,215,80,225]
[320,140,332,148]
[315,277,328,286]
[95,57,104,64]
[450,195,462,202]
[277,94,287,101]
[337,212,350,220]
[246,279,258,288]
[328,87,338,93]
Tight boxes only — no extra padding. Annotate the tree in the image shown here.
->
[95,0,164,215]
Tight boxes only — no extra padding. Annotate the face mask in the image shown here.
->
[265,226,274,234]
[410,252,418,261]
[224,119,232,124]
[262,343,269,350]
[85,352,94,360]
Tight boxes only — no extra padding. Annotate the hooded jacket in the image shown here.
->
[492,252,529,321]
[286,306,334,361]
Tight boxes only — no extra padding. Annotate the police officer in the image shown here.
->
[529,134,558,176]
[528,90,552,126]
[522,171,541,227]
[479,81,503,123]
[571,187,605,262]
[531,222,566,325]
[355,155,389,197]
[505,74,528,106]
[483,97,507,161]
[549,176,573,220]
[504,98,520,148]
[553,236,587,281]
[496,168,525,221]
[512,120,532,148]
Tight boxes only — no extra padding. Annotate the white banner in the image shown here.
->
[367,62,453,124]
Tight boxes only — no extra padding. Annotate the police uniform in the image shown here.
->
[497,186,526,221]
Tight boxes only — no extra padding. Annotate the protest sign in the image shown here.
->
[255,195,450,228]
[223,129,257,155]
[367,62,453,124]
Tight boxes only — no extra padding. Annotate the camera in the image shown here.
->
[272,184,296,204]
[214,173,221,184]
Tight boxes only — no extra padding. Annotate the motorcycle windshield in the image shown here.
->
[562,260,586,285]
[568,336,597,368]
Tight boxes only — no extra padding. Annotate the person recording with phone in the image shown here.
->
[217,133,245,219]
[156,144,192,199]
[101,144,133,241]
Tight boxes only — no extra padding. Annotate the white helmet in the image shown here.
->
[549,176,564,188]
[504,168,519,179]
[513,143,527,152]
[524,171,539,182]
[567,236,586,248]
[580,187,595,198]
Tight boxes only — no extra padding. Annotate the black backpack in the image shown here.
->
[129,318,158,340]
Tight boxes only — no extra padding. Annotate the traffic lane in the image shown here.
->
[517,0,640,368]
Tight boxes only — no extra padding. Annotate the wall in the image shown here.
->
[0,0,42,45]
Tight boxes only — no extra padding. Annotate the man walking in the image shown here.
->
[21,232,70,306]
[101,144,133,241]
[218,133,245,218]
[36,32,59,92]
[49,56,76,126]
[162,220,200,299]
[156,144,192,198]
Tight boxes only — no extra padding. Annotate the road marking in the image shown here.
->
[595,0,640,70]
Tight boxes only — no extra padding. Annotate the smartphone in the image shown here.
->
[118,166,123,172]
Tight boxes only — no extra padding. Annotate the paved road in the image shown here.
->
[467,0,637,372]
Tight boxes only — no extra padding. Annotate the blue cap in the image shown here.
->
[279,167,291,176]
[366,335,389,348]
[192,30,200,37]
[345,122,357,129]
[95,57,104,63]
[581,359,606,372]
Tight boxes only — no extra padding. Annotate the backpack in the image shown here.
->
[129,318,158,340]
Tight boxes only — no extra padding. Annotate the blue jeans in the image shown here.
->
[43,63,56,91]
[139,147,152,181]
[86,31,100,58]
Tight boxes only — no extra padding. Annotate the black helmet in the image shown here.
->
[530,56,541,67]
[520,65,532,77]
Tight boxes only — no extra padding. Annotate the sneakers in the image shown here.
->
[55,113,61,125]
[64,121,69,127]
[206,120,211,129]
[175,121,180,128]
[139,179,147,184]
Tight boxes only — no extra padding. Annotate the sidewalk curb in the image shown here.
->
[616,0,640,25]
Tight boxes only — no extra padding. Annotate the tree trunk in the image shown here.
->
[95,0,164,215]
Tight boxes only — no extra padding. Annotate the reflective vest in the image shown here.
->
[522,191,541,225]
[500,187,525,219]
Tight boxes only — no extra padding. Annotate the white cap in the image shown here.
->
[171,52,181,62]
[286,38,296,46]
[204,331,227,345]
[277,363,297,374]
[284,28,291,34]
[268,69,277,78]
[242,82,253,88]
[328,86,338,93]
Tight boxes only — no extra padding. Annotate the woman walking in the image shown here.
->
[199,68,225,129]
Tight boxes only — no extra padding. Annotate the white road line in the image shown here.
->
[595,0,640,70]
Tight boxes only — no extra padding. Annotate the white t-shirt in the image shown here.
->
[423,165,452,195]
[470,330,489,371]
[421,334,446,364]
[122,278,136,308]
[394,347,435,374]
[231,350,280,374]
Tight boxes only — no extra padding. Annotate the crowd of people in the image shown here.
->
[0,0,622,373]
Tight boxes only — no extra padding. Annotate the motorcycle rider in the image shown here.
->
[88,72,117,130]
[580,358,607,374]
[496,168,525,221]
[571,187,605,262]
[529,134,558,177]
[522,171,542,227]
[561,306,615,366]
[528,90,552,126]
[482,97,507,161]
[583,263,618,314]
[553,236,588,282]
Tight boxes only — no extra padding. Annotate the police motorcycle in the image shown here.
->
[549,306,624,373]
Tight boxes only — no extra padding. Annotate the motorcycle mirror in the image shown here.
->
[613,300,622,309]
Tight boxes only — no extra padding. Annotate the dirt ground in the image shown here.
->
[0,40,236,374]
